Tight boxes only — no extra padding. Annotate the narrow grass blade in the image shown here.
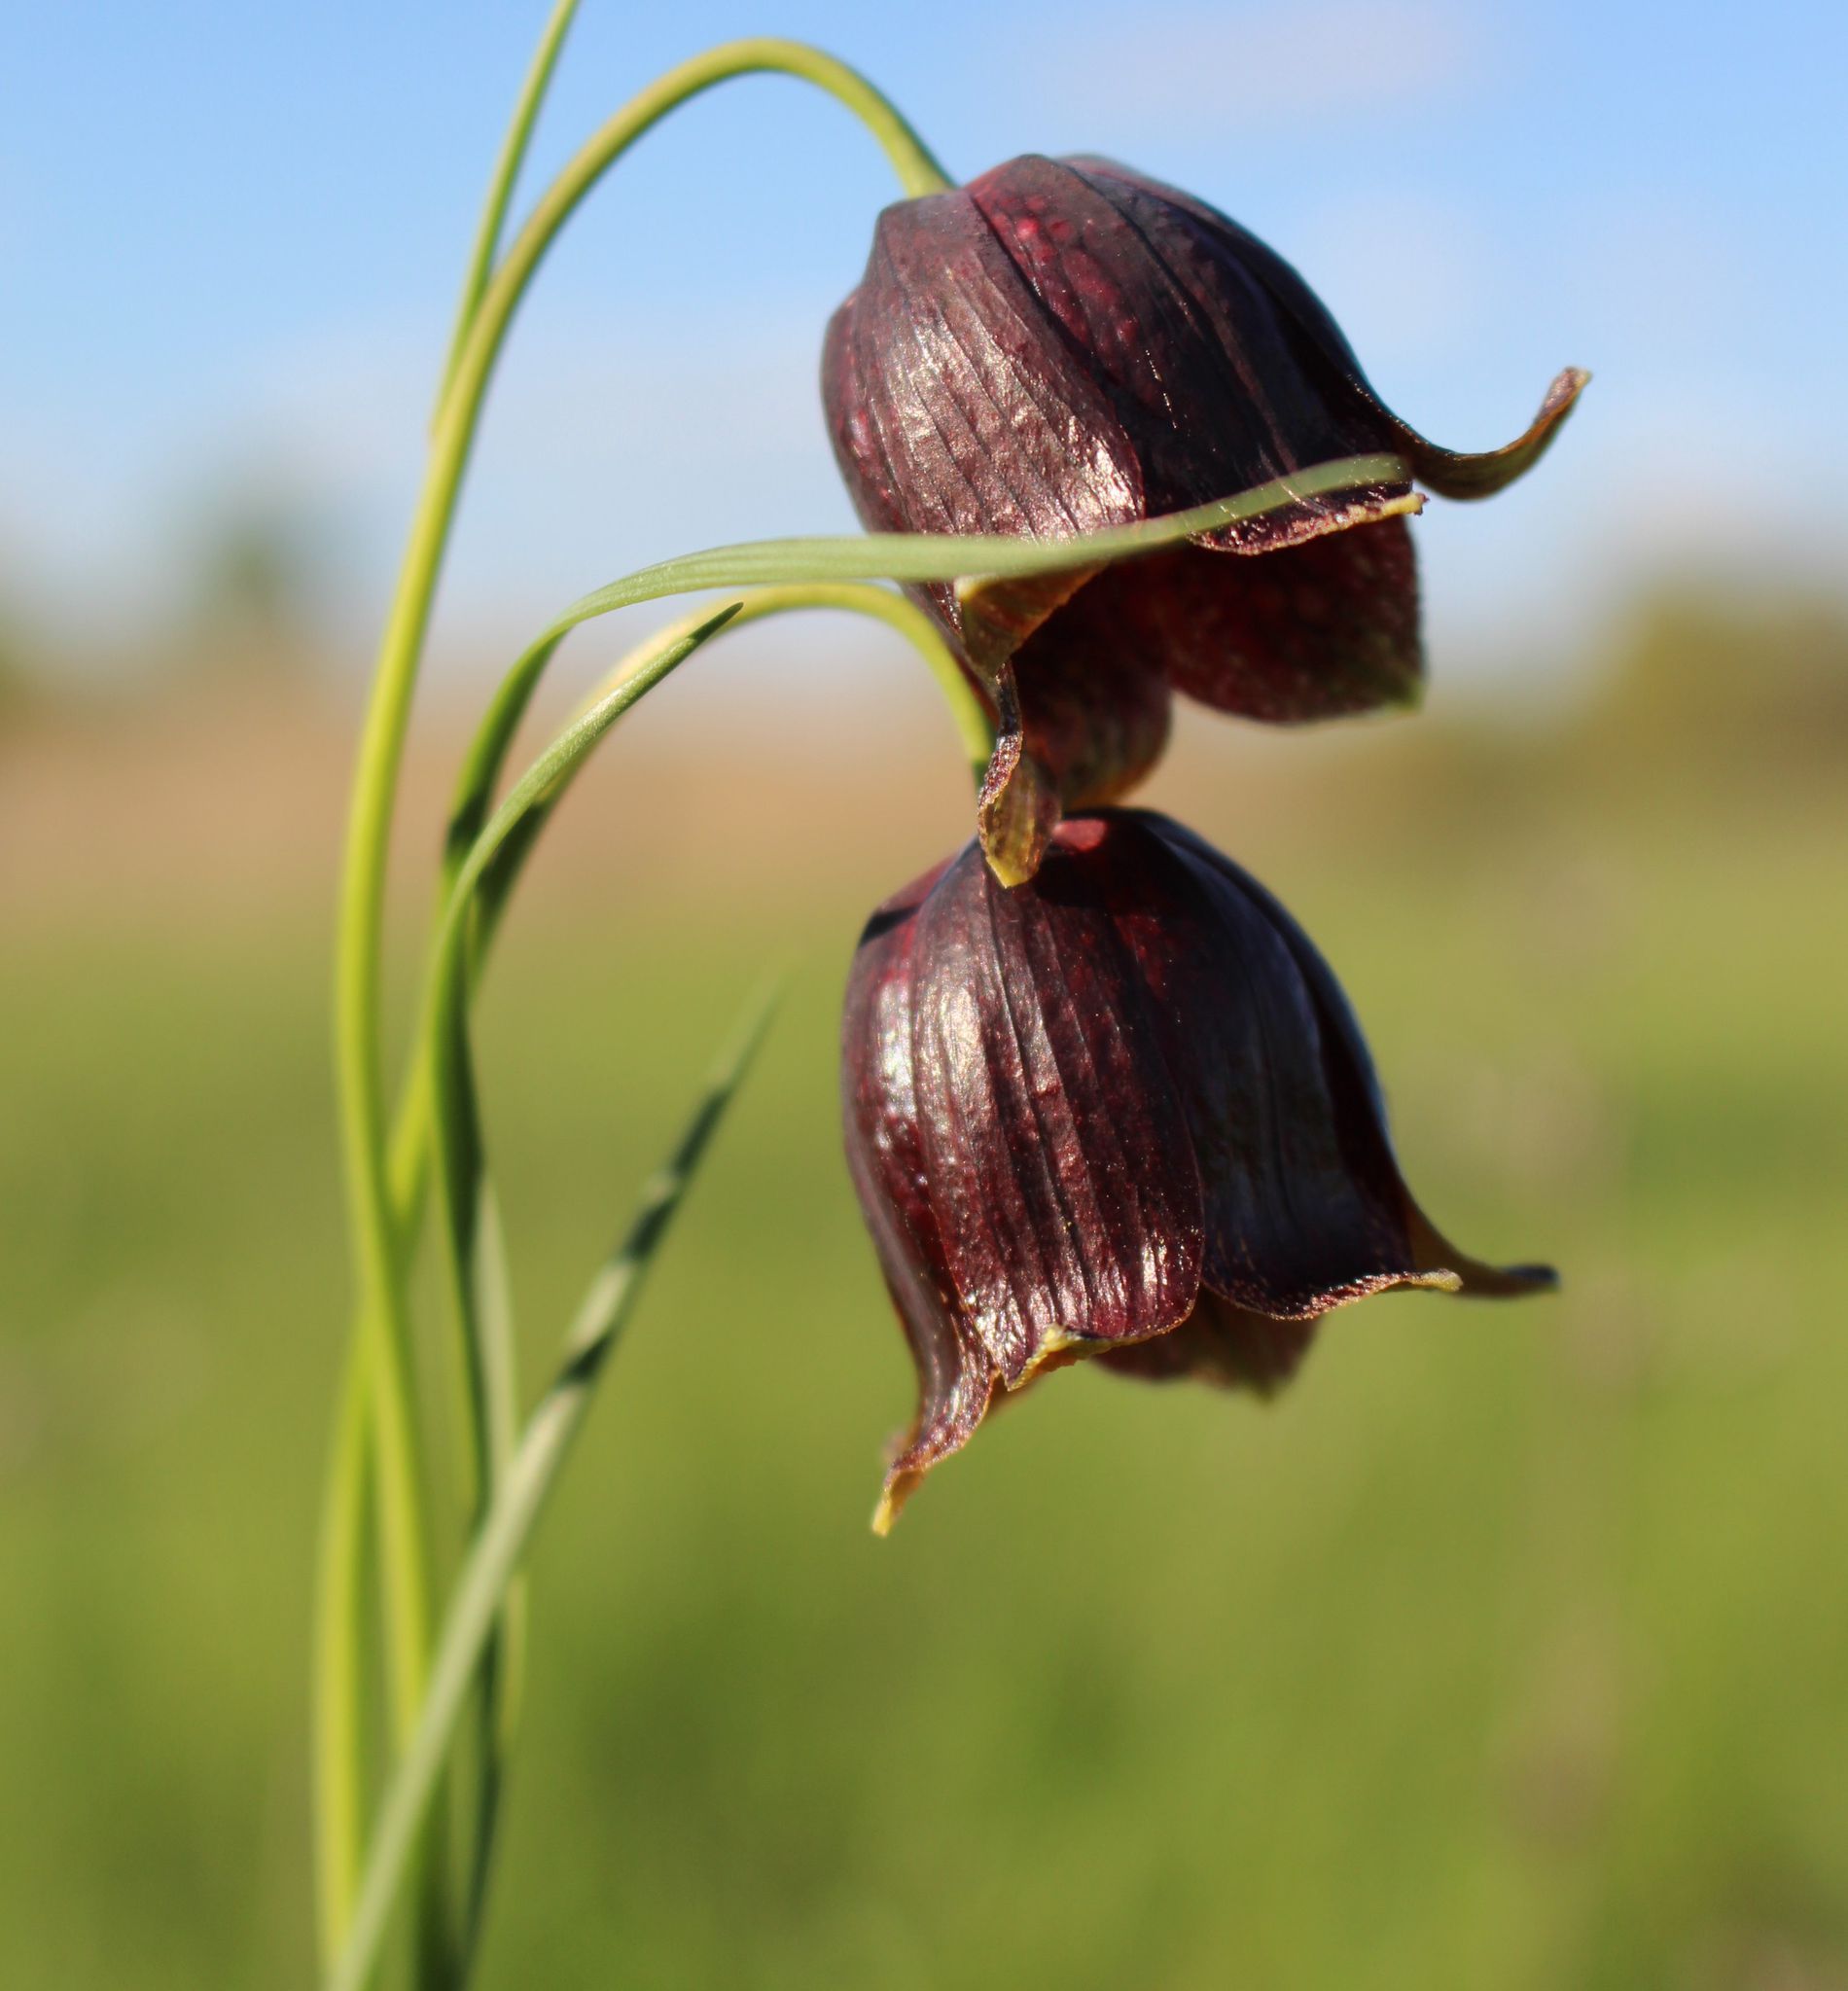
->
[328,980,782,1991]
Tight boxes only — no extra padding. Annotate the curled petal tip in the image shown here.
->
[1406,366,1590,501]
[1448,1261,1559,1298]
[1408,1206,1558,1298]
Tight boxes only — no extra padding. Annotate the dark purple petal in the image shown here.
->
[1070,815,1410,1313]
[1034,517,1422,727]
[841,864,1005,1532]
[973,157,1411,549]
[1145,814,1558,1301]
[1067,156,1588,504]
[822,183,1144,670]
[1097,1290,1318,1396]
[1011,597,1175,803]
[906,835,1204,1382]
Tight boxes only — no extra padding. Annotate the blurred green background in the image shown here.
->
[3,588,1844,1989]
[7,0,1848,1981]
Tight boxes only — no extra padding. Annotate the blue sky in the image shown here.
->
[6,0,1845,703]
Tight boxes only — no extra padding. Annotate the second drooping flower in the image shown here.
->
[842,810,1554,1528]
[823,154,1586,878]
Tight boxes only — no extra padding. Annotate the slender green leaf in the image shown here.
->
[557,454,1412,628]
[434,0,583,424]
[329,978,782,1991]
[412,602,742,1973]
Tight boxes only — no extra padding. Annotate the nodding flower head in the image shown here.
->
[840,809,1554,1530]
[823,155,1585,880]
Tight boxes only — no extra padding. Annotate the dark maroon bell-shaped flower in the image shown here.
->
[841,810,1553,1529]
[824,155,1586,879]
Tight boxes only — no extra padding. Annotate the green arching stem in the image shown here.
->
[434,0,583,424]
[423,582,989,1547]
[649,585,994,776]
[322,35,951,1967]
[328,581,982,1958]
[333,25,956,1692]
[418,605,744,1967]
[421,616,749,1452]
[446,582,991,892]
[311,1349,373,1961]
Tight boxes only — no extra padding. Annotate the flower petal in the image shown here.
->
[1386,368,1591,500]
[973,157,1409,551]
[1067,156,1588,506]
[1011,591,1176,803]
[1049,521,1422,725]
[842,868,1006,1532]
[822,182,1145,666]
[1149,815,1558,1301]
[906,835,1205,1382]
[1077,816,1411,1313]
[1096,1290,1318,1395]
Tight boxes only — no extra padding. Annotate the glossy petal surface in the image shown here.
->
[1097,1291,1318,1396]
[822,155,1583,856]
[841,811,1555,1521]
[1151,815,1559,1304]
[841,862,1003,1526]
[905,835,1205,1379]
[1035,519,1422,728]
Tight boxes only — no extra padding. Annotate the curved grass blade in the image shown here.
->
[329,978,782,1991]
[434,0,582,425]
[329,583,968,1938]
[440,455,1411,908]
[418,602,744,1966]
[561,454,1413,623]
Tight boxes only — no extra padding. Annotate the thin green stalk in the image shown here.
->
[320,577,995,1942]
[412,605,742,1968]
[330,986,780,1991]
[312,1348,374,1961]
[321,36,953,1966]
[416,587,974,1949]
[422,586,976,1479]
[434,0,583,424]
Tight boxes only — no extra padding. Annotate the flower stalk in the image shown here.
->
[317,13,1579,1987]
[319,30,952,1982]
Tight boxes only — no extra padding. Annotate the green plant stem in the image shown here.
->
[312,1348,374,1960]
[434,0,583,424]
[420,586,974,1550]
[330,985,780,1991]
[320,36,952,1970]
